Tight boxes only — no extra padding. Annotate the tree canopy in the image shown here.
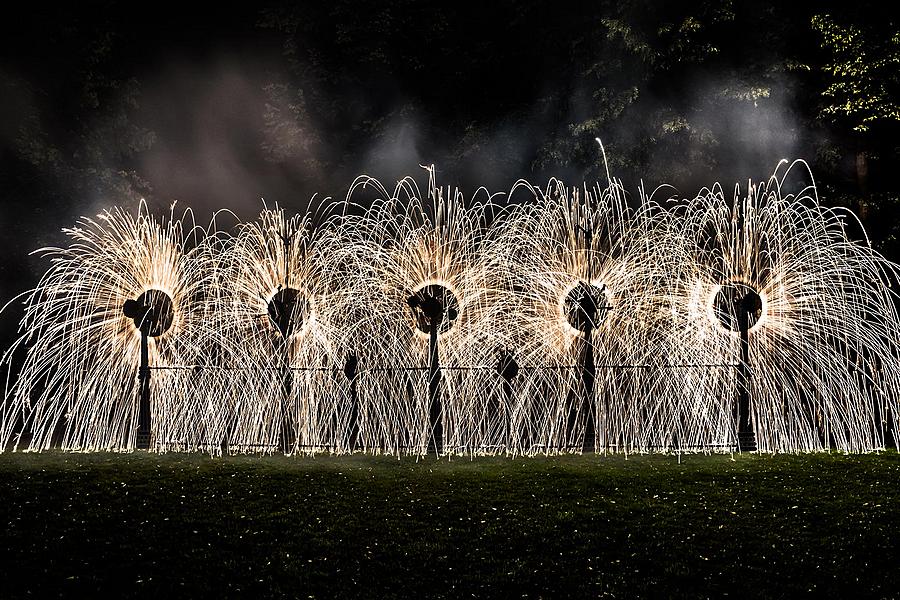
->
[0,1,898,261]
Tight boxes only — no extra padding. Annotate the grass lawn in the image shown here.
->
[0,451,898,598]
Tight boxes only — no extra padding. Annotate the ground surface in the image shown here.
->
[0,451,898,598]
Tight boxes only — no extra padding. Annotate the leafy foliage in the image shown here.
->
[812,14,900,132]
[0,1,898,261]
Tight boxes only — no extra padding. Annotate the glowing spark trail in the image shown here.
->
[663,161,900,452]
[1,161,898,455]
[0,203,215,451]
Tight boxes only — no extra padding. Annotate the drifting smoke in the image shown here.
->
[0,3,857,366]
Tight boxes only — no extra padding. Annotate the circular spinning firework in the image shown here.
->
[563,281,611,332]
[664,161,900,452]
[335,168,511,454]
[408,283,460,335]
[486,177,680,453]
[0,202,216,451]
[208,205,354,455]
[267,287,311,338]
[710,282,763,333]
[0,161,897,455]
[123,289,176,337]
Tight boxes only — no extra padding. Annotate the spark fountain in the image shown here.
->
[1,161,898,455]
[337,170,510,455]
[665,160,900,452]
[0,205,217,450]
[487,176,677,453]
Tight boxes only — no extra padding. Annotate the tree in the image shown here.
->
[4,9,156,212]
[532,1,814,192]
[532,1,738,186]
[812,13,900,217]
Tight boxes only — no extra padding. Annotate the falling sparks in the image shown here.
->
[1,162,898,456]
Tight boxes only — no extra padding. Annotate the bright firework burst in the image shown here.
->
[1,162,898,455]
[490,176,684,454]
[0,202,216,451]
[196,203,357,454]
[337,168,512,454]
[665,160,900,452]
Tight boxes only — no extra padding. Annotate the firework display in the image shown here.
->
[1,162,898,455]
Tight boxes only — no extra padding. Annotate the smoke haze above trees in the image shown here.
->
[0,0,898,299]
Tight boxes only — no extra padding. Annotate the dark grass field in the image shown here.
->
[1,451,898,598]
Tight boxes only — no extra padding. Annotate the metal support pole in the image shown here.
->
[737,310,751,434]
[428,321,442,454]
[582,325,597,451]
[345,352,360,451]
[349,377,359,451]
[500,380,511,448]
[567,325,597,451]
[137,329,151,449]
[280,358,295,454]
[497,350,519,451]
[736,291,759,451]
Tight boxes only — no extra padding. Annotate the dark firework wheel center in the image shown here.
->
[712,281,763,331]
[407,284,460,335]
[122,289,175,337]
[267,287,310,338]
[564,281,609,332]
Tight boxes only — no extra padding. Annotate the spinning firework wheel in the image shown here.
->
[1,162,898,455]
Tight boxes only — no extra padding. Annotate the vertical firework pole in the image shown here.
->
[280,356,294,453]
[344,352,360,451]
[497,349,519,449]
[737,300,751,434]
[427,313,442,454]
[137,324,151,449]
[408,293,445,454]
[278,229,295,454]
[736,291,761,450]
[568,219,606,451]
[583,220,597,451]
[734,197,759,451]
[564,282,610,451]
[124,291,174,451]
[581,322,596,450]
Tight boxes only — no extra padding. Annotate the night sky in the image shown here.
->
[1,2,898,344]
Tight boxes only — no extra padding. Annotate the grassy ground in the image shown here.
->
[0,451,898,598]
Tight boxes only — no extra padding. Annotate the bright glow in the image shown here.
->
[1,162,898,455]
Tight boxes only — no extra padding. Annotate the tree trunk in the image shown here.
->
[856,149,869,221]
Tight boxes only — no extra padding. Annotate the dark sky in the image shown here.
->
[0,1,897,343]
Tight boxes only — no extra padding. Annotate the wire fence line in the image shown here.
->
[147,362,742,372]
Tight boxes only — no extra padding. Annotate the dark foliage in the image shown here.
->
[0,2,898,336]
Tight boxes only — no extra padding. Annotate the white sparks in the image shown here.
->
[1,162,898,456]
